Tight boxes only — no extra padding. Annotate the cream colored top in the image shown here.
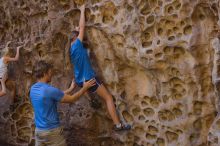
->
[0,57,8,78]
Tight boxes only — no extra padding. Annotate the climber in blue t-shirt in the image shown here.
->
[69,4,131,131]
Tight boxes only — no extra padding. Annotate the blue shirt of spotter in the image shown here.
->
[29,82,64,130]
[70,38,95,84]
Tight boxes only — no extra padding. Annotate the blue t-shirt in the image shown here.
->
[70,38,95,84]
[29,82,64,130]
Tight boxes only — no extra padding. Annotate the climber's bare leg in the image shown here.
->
[95,84,120,125]
[0,78,6,97]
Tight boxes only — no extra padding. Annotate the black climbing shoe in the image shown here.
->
[113,123,131,131]
[90,98,102,109]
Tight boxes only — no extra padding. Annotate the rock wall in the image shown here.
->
[1,0,220,146]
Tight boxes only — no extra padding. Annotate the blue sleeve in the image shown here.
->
[74,38,83,49]
[45,86,64,102]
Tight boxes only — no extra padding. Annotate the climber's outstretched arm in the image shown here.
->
[78,4,85,42]
[4,46,21,63]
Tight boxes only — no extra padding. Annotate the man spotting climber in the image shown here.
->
[29,60,96,146]
[69,4,131,131]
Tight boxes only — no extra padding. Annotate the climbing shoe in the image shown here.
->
[113,123,131,131]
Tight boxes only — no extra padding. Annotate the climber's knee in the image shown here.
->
[105,94,113,102]
[0,91,6,97]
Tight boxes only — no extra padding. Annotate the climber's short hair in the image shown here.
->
[33,60,53,79]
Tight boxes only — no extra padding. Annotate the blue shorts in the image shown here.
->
[76,77,102,93]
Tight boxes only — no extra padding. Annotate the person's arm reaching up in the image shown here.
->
[78,4,85,42]
[4,46,22,63]
[61,78,96,103]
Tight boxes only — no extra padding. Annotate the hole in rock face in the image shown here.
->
[3,111,10,119]
[145,133,157,140]
[102,16,114,24]
[157,28,163,35]
[174,46,185,55]
[193,118,202,130]
[141,101,148,107]
[144,32,151,40]
[4,21,10,30]
[142,41,152,48]
[40,0,47,3]
[146,15,155,24]
[138,115,145,120]
[14,29,19,34]
[23,7,30,13]
[127,4,133,12]
[11,124,17,137]
[172,108,182,117]
[148,0,157,7]
[166,131,179,143]
[133,143,141,146]
[120,91,126,99]
[165,20,174,28]
[12,113,20,120]
[167,29,172,36]
[180,20,185,26]
[58,0,70,5]
[14,2,18,6]
[175,3,181,10]
[20,1,25,7]
[140,4,151,15]
[167,6,174,14]
[159,109,175,121]
[143,108,155,117]
[132,107,141,115]
[38,50,43,57]
[146,49,153,54]
[173,26,178,32]
[156,138,165,146]
[168,36,175,41]
[134,126,145,134]
[189,133,199,143]
[184,25,192,35]
[150,97,159,107]
[91,0,101,5]
[148,125,158,134]
[119,102,126,111]
[16,117,32,128]
[122,111,133,122]
[155,53,162,58]
[157,40,160,45]
[172,14,178,19]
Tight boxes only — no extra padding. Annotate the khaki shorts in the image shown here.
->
[35,127,67,146]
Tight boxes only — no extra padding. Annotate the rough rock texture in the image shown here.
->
[1,0,220,146]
